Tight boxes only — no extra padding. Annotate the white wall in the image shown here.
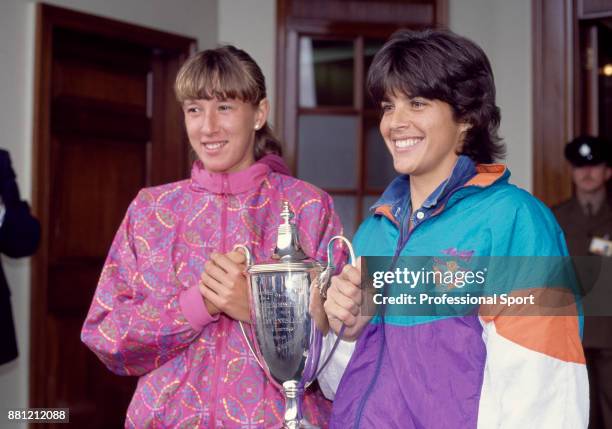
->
[450,0,533,191]
[0,3,37,425]
[0,0,217,424]
[218,0,277,122]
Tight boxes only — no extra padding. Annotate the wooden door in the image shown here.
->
[31,5,195,427]
[532,0,612,206]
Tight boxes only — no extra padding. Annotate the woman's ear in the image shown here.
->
[460,122,472,134]
[254,98,270,130]
[456,122,472,152]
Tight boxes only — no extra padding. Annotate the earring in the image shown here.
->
[254,123,260,130]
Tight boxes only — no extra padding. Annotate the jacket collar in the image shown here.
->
[257,154,292,176]
[190,160,270,194]
[464,163,508,187]
[422,156,477,209]
[372,157,508,224]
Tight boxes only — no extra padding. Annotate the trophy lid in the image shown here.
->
[247,201,321,274]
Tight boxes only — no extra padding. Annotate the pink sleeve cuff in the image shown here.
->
[179,285,219,331]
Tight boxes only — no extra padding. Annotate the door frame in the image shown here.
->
[30,3,195,411]
[532,0,612,206]
[532,0,577,206]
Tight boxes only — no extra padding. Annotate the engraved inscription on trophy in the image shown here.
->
[251,271,310,383]
[234,201,356,428]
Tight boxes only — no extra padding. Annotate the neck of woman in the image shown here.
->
[409,161,458,212]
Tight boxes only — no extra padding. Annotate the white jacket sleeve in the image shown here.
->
[316,331,356,400]
[477,315,589,429]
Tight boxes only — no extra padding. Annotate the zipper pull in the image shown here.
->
[221,174,228,194]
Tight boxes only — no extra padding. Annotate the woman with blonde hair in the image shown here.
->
[82,45,342,428]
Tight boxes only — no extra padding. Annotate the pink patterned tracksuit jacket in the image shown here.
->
[81,158,342,428]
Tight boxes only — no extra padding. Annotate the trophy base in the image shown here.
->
[282,419,318,429]
[281,381,320,429]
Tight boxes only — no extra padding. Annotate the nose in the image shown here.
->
[388,104,412,131]
[200,109,219,135]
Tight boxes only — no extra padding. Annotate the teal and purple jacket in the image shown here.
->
[329,157,589,428]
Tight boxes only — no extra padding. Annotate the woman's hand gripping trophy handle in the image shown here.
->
[315,236,372,342]
[311,235,372,378]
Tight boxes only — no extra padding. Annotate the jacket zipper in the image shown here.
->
[209,178,229,427]
[354,203,413,429]
[353,188,467,428]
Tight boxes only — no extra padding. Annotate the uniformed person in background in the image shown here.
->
[554,135,612,256]
[553,135,612,429]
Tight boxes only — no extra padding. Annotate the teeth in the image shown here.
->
[204,142,225,150]
[394,138,421,148]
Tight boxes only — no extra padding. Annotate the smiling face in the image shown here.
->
[183,98,268,173]
[380,93,469,187]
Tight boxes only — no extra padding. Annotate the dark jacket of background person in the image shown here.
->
[552,136,612,350]
[553,195,612,257]
[0,149,40,365]
[552,135,612,429]
[553,195,612,349]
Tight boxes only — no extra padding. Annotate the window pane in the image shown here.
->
[364,39,386,108]
[299,38,354,107]
[365,115,396,190]
[331,195,357,239]
[362,195,380,220]
[298,115,358,189]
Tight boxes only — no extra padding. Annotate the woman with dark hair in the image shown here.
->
[315,29,589,428]
[82,45,342,428]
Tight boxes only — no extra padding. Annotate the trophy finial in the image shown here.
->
[273,200,307,261]
[279,200,293,224]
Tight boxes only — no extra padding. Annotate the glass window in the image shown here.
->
[297,115,359,189]
[331,195,357,239]
[364,39,385,108]
[299,38,354,107]
[362,195,380,220]
[365,115,396,190]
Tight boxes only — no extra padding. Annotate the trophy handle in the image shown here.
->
[232,244,266,371]
[318,235,357,298]
[232,244,252,267]
[311,235,356,379]
[238,321,265,370]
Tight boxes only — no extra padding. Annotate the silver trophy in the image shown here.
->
[235,201,355,429]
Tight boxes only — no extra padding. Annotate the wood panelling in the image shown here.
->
[52,97,150,142]
[533,0,612,206]
[31,4,195,427]
[579,0,612,19]
[52,60,147,107]
[532,0,575,206]
[49,138,146,260]
[287,0,435,24]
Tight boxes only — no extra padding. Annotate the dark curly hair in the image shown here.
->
[367,29,504,164]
